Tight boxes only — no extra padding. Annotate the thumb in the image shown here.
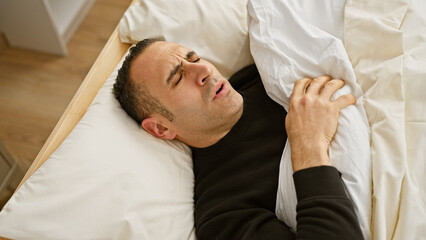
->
[334,94,357,110]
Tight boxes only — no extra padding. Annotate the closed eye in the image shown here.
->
[175,57,201,86]
[175,74,182,86]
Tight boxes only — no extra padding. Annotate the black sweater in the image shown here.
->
[191,64,363,240]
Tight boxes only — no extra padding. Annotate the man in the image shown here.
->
[114,38,363,239]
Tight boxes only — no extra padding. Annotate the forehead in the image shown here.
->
[130,41,190,86]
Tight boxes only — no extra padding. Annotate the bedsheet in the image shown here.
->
[0,0,424,238]
[345,0,426,239]
[248,0,371,238]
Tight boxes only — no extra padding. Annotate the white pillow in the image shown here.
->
[248,0,371,239]
[0,54,196,240]
[118,0,254,80]
[0,0,252,239]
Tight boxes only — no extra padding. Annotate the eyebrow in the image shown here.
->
[166,51,197,85]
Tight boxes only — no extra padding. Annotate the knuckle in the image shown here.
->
[289,95,311,108]
[289,98,298,111]
[289,100,296,109]
[300,95,314,106]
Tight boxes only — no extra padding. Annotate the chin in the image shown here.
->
[226,94,244,116]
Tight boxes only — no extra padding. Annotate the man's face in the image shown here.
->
[130,41,243,146]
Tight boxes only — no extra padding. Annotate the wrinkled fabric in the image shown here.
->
[119,0,253,80]
[0,55,196,240]
[248,0,371,239]
[346,0,426,239]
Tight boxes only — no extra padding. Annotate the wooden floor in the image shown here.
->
[0,0,132,180]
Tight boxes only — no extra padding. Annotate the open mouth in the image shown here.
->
[216,84,224,94]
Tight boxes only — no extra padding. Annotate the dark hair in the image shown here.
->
[113,37,174,124]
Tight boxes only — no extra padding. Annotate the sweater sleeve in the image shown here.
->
[196,166,364,240]
[293,166,364,239]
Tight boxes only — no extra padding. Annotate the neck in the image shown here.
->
[179,103,244,148]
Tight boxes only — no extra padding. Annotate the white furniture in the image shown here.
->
[0,0,95,55]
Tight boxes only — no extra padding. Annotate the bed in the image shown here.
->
[0,0,425,239]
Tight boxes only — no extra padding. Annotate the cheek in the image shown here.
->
[174,86,206,105]
[166,91,199,116]
[172,96,213,124]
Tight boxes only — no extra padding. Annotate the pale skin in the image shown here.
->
[130,41,356,172]
[131,41,243,148]
[286,76,356,171]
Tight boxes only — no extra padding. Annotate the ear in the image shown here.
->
[141,117,177,140]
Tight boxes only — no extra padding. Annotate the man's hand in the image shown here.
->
[286,76,356,172]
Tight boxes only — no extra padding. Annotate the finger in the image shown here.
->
[291,78,312,98]
[334,94,357,110]
[306,75,331,95]
[321,79,345,100]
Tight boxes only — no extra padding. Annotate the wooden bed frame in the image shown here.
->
[16,25,131,191]
[0,3,136,239]
[1,17,131,240]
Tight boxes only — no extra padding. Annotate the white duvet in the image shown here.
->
[345,0,426,239]
[248,0,371,238]
[1,0,424,239]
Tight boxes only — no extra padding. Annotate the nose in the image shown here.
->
[184,61,210,87]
